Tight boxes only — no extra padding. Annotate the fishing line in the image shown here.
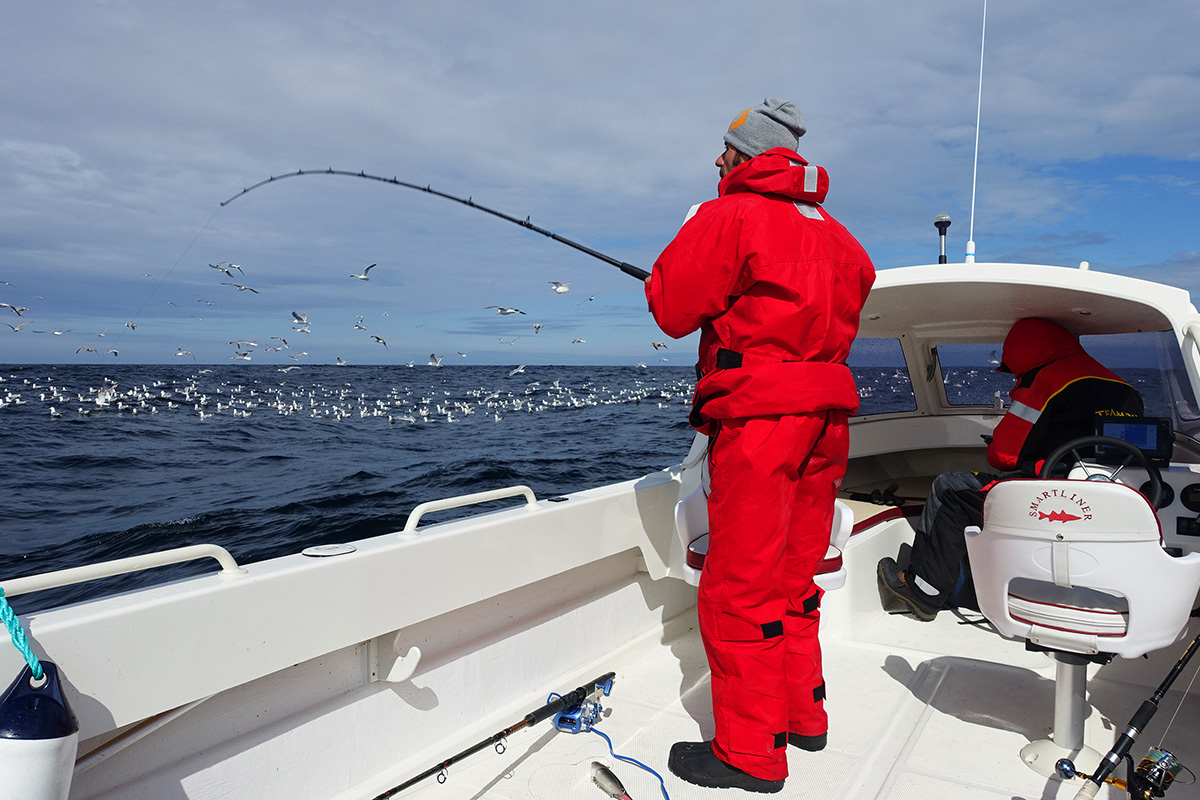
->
[220,168,651,281]
[107,205,223,349]
[1155,648,1200,748]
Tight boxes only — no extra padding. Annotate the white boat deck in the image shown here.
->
[391,589,1200,800]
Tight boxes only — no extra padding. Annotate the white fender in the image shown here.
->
[0,662,78,800]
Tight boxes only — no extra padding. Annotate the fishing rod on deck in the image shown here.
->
[1058,631,1199,799]
[369,671,616,799]
[220,169,652,281]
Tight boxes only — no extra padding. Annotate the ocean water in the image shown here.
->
[0,361,1163,615]
[1,364,701,614]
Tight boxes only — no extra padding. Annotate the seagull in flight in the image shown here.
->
[4,322,30,332]
[572,338,586,344]
[577,295,595,306]
[209,263,241,278]
[222,282,259,294]
[532,323,543,334]
[428,353,444,367]
[652,341,668,350]
[370,335,388,348]
[125,321,137,330]
[350,264,376,281]
[291,311,308,324]
[485,306,526,315]
[0,302,27,315]
[549,281,571,294]
[175,348,195,360]
[507,364,527,377]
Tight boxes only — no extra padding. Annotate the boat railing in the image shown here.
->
[399,484,540,538]
[0,543,247,598]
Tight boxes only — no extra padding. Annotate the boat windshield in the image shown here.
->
[851,331,1200,440]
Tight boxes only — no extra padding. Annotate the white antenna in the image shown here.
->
[966,0,987,264]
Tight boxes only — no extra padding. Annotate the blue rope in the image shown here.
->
[0,588,43,680]
[590,727,670,800]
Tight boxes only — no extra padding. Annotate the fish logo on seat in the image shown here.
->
[1039,510,1083,522]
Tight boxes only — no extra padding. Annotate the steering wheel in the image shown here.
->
[1039,434,1164,508]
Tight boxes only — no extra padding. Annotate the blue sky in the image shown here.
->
[2,1,1198,365]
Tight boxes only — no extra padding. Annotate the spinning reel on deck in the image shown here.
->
[1056,632,1199,800]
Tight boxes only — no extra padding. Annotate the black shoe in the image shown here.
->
[668,741,784,793]
[787,731,826,751]
[877,557,940,621]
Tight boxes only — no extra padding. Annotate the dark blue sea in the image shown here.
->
[1,362,1163,615]
[0,364,709,614]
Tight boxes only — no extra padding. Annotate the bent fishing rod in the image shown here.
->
[221,169,651,281]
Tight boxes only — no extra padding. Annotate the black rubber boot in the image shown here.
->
[667,741,784,793]
[787,731,826,751]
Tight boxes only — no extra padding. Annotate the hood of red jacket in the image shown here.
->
[718,148,829,204]
[1000,318,1084,376]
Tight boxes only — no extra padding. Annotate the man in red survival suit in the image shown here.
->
[645,97,875,792]
[878,317,1144,621]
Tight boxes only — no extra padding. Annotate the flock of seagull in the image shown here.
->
[0,368,696,424]
[1,264,670,365]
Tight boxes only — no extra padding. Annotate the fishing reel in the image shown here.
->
[551,676,613,734]
[1057,748,1195,799]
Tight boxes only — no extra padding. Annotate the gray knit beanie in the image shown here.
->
[723,97,806,157]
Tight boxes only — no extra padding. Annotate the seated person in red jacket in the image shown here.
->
[878,317,1144,620]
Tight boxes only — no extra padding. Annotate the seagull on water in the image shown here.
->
[485,306,526,315]
[549,281,571,294]
[222,282,259,294]
[350,264,377,281]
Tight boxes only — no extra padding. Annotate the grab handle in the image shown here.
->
[400,485,539,538]
[1,544,246,598]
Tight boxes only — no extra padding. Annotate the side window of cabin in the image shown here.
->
[936,343,1013,406]
[849,337,916,415]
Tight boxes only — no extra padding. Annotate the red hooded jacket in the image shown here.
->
[988,318,1143,471]
[646,148,875,433]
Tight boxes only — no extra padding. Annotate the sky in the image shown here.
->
[2,1,1198,366]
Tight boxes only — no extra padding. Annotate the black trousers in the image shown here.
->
[908,471,996,609]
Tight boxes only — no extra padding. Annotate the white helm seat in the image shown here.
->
[965,477,1200,777]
